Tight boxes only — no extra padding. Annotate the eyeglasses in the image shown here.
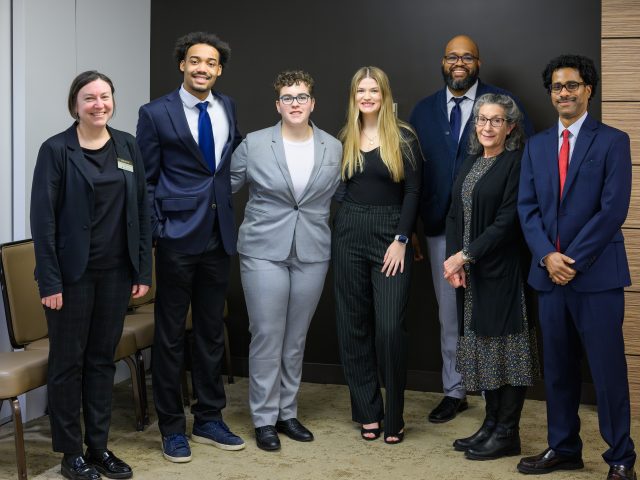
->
[549,81,587,94]
[443,54,478,65]
[475,115,507,128]
[278,93,312,105]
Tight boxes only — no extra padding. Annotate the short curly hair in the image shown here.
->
[273,70,315,100]
[174,31,231,68]
[542,54,598,99]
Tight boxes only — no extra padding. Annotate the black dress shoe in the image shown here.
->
[453,422,495,452]
[608,465,637,480]
[428,396,468,423]
[275,418,314,442]
[85,450,132,479]
[61,455,101,480]
[465,428,521,460]
[517,447,584,474]
[255,425,281,451]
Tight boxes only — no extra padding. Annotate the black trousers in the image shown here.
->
[333,202,412,434]
[46,266,132,454]
[152,240,230,436]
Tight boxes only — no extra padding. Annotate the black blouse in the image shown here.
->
[340,132,422,236]
[82,139,128,269]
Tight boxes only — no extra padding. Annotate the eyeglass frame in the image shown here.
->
[278,93,313,105]
[474,115,509,128]
[443,54,478,65]
[549,81,587,94]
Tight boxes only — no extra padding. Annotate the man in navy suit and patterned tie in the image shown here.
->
[136,31,244,463]
[517,54,636,480]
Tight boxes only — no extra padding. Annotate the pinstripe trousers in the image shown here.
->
[332,201,412,435]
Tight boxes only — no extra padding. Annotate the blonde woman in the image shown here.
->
[333,66,422,445]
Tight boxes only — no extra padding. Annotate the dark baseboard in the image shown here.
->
[226,357,597,405]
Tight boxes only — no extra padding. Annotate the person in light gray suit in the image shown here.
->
[231,70,342,452]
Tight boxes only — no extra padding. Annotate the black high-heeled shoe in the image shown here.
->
[360,424,381,441]
[384,431,404,445]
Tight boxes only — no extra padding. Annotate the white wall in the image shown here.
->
[1,0,150,424]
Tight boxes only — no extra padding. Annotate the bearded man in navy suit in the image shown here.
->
[409,34,533,424]
[517,54,636,480]
[136,31,244,463]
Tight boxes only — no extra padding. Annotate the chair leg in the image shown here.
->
[122,356,144,431]
[136,349,150,426]
[223,323,234,384]
[11,397,28,480]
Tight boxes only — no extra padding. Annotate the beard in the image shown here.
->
[441,64,480,91]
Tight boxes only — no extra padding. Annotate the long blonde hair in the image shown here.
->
[339,66,416,182]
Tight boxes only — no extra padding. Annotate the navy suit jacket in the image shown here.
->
[410,80,534,235]
[136,88,242,255]
[517,114,632,292]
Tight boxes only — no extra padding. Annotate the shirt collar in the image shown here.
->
[557,110,588,138]
[179,85,214,108]
[446,80,479,103]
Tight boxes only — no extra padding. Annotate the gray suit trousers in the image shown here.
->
[240,254,329,427]
[426,233,465,398]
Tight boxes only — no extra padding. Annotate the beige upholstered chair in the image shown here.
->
[1,239,145,448]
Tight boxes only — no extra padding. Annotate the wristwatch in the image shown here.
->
[461,249,473,264]
[394,234,409,244]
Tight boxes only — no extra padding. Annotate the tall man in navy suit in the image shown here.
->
[136,31,244,463]
[517,54,636,480]
[409,35,533,423]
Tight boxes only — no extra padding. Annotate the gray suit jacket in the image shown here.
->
[231,122,342,262]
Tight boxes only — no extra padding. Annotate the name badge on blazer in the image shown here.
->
[117,158,134,172]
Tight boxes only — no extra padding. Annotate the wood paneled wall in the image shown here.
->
[603,0,640,413]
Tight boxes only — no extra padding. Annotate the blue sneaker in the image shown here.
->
[192,420,246,451]
[162,433,192,463]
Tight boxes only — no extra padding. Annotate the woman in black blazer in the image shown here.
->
[30,71,151,480]
[443,93,538,461]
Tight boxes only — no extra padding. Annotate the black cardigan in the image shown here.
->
[30,124,152,297]
[445,148,531,337]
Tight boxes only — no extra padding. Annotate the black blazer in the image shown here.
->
[30,124,152,298]
[445,149,530,337]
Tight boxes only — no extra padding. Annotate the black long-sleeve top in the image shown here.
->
[339,132,423,237]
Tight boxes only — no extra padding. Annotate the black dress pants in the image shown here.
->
[46,266,132,453]
[152,240,230,436]
[333,202,412,435]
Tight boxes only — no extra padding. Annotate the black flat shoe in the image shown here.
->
[61,455,101,480]
[85,450,132,479]
[607,465,637,480]
[255,425,281,451]
[428,396,469,423]
[360,424,381,441]
[275,418,314,442]
[517,447,584,474]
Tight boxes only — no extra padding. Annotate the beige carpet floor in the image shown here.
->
[1,377,637,479]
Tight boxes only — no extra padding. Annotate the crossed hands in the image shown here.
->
[544,252,576,285]
[443,251,467,289]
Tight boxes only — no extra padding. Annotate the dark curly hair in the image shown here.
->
[273,70,315,100]
[68,70,115,119]
[542,54,598,99]
[174,31,231,68]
